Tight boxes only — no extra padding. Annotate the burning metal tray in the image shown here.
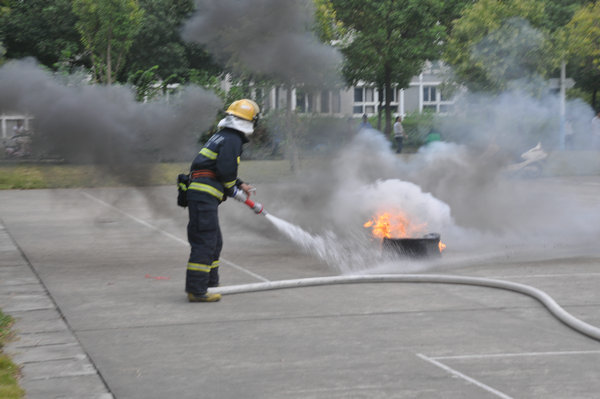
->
[382,233,442,258]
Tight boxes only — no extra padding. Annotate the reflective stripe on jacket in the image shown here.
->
[187,127,245,202]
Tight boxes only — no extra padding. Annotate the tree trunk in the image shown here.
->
[384,65,393,137]
[285,83,299,173]
[106,39,112,85]
[377,84,383,131]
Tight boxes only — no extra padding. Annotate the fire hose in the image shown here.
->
[225,190,599,341]
[211,274,600,342]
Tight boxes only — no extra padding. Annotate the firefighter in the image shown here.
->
[185,99,260,302]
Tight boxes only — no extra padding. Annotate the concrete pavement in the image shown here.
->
[1,181,600,398]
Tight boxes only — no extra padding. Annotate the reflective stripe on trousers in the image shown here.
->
[186,197,222,294]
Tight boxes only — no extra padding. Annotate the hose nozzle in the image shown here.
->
[245,198,266,215]
[232,187,267,215]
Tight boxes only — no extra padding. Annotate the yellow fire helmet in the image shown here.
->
[226,99,260,124]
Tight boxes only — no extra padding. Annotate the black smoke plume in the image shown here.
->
[0,59,222,184]
[181,0,341,86]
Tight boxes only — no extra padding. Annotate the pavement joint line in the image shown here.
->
[81,190,271,283]
[19,355,89,365]
[26,371,100,381]
[12,342,81,350]
[416,353,514,399]
[430,350,600,360]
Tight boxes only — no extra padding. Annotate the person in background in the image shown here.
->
[359,114,373,130]
[184,99,260,302]
[393,116,406,153]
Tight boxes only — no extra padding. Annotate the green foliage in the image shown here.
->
[564,2,600,72]
[1,0,83,70]
[188,69,225,98]
[121,0,219,84]
[128,65,177,102]
[542,0,588,32]
[444,0,553,93]
[313,0,347,43]
[401,111,435,148]
[561,2,600,110]
[72,0,144,84]
[0,311,13,345]
[330,0,468,135]
[0,310,24,399]
[0,42,5,66]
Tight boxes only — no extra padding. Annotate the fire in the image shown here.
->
[363,211,427,239]
[364,211,447,253]
[438,241,447,252]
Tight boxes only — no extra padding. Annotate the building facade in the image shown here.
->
[1,64,454,140]
[0,114,33,139]
[257,61,456,118]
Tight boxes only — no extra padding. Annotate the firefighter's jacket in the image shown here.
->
[187,127,248,202]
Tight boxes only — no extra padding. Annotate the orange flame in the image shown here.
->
[364,211,447,253]
[363,211,427,239]
[438,241,447,252]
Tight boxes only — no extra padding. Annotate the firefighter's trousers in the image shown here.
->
[186,196,222,295]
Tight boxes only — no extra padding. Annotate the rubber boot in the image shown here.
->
[188,292,221,302]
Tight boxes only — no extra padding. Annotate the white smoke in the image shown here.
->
[265,95,600,274]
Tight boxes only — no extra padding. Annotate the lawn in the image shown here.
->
[0,160,295,190]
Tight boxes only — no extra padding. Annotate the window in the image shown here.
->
[354,88,363,102]
[296,91,306,113]
[423,86,437,102]
[353,86,377,115]
[379,88,396,103]
[321,90,330,113]
[296,90,313,113]
[332,90,341,114]
[365,87,375,102]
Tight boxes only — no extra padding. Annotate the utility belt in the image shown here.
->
[177,169,219,208]
[187,169,225,202]
[190,169,216,180]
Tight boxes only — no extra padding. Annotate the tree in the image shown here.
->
[542,0,588,32]
[313,0,347,43]
[330,0,465,135]
[562,2,600,110]
[182,0,341,172]
[1,0,83,69]
[444,0,558,93]
[120,0,219,84]
[72,0,144,85]
[0,0,6,66]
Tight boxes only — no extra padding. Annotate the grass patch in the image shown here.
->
[0,160,295,190]
[0,310,25,399]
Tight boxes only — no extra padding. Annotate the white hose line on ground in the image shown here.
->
[211,274,600,342]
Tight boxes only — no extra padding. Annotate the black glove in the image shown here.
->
[177,174,190,207]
